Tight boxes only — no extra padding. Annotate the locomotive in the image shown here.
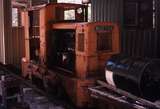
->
[21,3,120,108]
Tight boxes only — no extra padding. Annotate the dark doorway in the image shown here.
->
[122,0,160,58]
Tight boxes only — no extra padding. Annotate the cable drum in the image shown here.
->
[105,54,160,101]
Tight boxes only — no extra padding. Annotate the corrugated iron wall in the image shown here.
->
[0,0,25,68]
[121,0,159,58]
[122,29,158,58]
[4,0,14,65]
[91,0,123,25]
[11,27,25,67]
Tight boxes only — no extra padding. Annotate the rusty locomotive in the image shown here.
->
[21,3,120,108]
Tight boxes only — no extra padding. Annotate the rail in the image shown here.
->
[88,80,160,109]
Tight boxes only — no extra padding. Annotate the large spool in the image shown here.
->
[105,54,160,101]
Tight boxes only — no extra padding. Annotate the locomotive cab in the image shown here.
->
[47,22,120,78]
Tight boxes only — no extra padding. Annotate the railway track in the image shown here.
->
[89,80,160,109]
[2,64,160,109]
[0,64,75,109]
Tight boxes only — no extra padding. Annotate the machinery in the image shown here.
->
[21,3,120,108]
[105,54,160,102]
[88,54,160,109]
